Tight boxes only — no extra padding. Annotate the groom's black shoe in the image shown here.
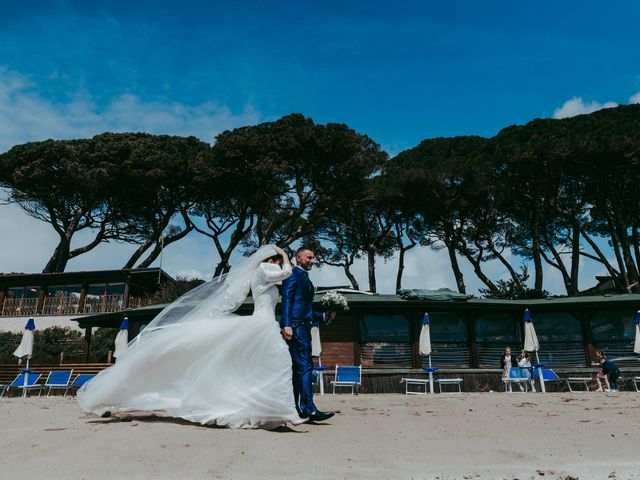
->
[308,410,334,422]
[296,407,309,419]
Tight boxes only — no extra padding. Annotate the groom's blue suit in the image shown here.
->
[281,266,325,416]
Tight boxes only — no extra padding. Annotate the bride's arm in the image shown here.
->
[260,246,292,283]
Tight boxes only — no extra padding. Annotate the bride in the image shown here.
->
[77,245,305,429]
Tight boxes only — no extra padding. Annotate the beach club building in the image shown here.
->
[70,289,640,392]
[0,268,173,333]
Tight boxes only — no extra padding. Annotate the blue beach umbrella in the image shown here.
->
[13,318,36,392]
[113,317,129,359]
[634,311,640,355]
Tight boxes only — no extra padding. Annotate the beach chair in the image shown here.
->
[435,377,463,394]
[533,368,589,392]
[503,367,531,393]
[634,377,640,392]
[41,370,74,397]
[331,365,361,395]
[0,372,42,397]
[68,374,96,395]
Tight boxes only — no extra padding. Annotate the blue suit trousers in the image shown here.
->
[288,323,316,416]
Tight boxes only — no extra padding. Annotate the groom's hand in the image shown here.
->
[281,327,293,341]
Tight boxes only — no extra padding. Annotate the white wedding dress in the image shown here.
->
[77,247,304,429]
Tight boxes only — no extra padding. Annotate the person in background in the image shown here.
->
[518,350,536,392]
[500,347,518,392]
[597,351,621,393]
[592,349,611,392]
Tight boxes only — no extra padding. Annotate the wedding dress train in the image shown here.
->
[77,247,303,429]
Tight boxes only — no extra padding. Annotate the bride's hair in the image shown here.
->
[264,253,283,264]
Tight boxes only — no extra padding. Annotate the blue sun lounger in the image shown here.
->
[42,370,74,397]
[0,372,42,397]
[68,373,96,395]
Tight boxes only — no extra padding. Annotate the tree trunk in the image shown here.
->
[136,226,192,269]
[43,236,70,273]
[123,238,154,269]
[344,261,360,290]
[446,244,466,294]
[532,231,544,295]
[367,249,377,293]
[569,222,580,296]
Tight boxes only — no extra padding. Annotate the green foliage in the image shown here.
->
[0,327,84,361]
[479,266,549,300]
[89,327,118,362]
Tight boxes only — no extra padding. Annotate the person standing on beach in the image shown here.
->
[500,347,518,392]
[592,349,611,392]
[281,247,335,422]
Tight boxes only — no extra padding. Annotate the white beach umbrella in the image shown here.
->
[311,324,322,357]
[420,313,435,393]
[523,309,545,393]
[13,318,35,360]
[13,318,36,395]
[634,311,640,355]
[523,309,539,352]
[419,313,432,356]
[113,317,129,359]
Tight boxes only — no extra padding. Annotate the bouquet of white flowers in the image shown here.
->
[321,291,349,312]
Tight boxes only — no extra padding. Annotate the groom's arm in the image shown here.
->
[281,273,297,329]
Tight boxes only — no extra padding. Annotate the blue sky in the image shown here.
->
[1,1,639,293]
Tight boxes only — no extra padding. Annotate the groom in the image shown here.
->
[281,247,335,422]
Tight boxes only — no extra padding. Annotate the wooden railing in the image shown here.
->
[82,295,125,314]
[41,296,81,315]
[1,297,39,316]
[0,294,159,317]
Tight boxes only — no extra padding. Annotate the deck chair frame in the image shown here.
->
[42,370,74,397]
[331,365,361,395]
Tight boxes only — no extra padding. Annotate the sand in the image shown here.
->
[1,393,639,480]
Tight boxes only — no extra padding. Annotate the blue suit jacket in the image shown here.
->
[281,267,324,328]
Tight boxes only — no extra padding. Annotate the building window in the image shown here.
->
[475,313,520,368]
[421,312,470,368]
[84,282,126,313]
[2,286,41,315]
[43,285,82,315]
[590,309,636,366]
[359,314,413,369]
[532,312,586,367]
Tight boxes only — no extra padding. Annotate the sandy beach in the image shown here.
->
[1,393,639,480]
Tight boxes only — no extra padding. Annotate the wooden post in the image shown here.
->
[581,309,595,366]
[122,271,131,309]
[36,286,46,315]
[84,327,93,363]
[412,311,422,369]
[78,284,88,313]
[59,352,64,365]
[466,312,479,368]
[107,350,113,364]
[0,288,5,316]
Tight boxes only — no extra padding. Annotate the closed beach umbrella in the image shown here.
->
[523,309,539,352]
[13,318,36,394]
[420,313,435,393]
[113,317,129,359]
[523,309,545,393]
[634,311,640,355]
[13,318,35,360]
[311,322,322,357]
[419,313,432,356]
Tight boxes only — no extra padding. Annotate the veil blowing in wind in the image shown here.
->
[78,245,305,429]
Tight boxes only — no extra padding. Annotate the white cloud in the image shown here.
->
[629,91,640,104]
[0,66,261,151]
[553,96,618,119]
